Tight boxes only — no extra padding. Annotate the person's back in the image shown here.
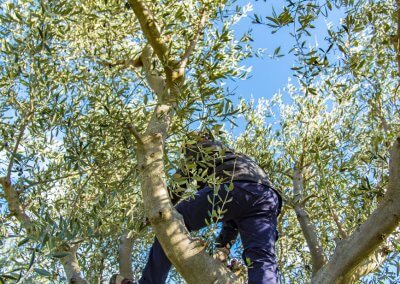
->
[172,136,275,198]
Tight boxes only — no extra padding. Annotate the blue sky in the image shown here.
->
[227,1,297,101]
[219,0,345,138]
[225,0,344,104]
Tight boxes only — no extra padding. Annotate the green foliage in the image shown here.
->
[0,0,399,282]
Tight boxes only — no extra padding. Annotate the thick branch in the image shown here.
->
[346,234,399,282]
[292,168,326,274]
[293,166,304,203]
[60,244,87,284]
[118,232,134,279]
[312,138,400,283]
[294,206,326,274]
[128,0,170,64]
[0,177,32,230]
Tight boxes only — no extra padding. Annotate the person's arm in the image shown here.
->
[216,220,238,249]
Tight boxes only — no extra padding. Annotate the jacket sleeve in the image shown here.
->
[215,220,238,249]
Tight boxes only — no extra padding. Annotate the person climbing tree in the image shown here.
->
[111,131,282,283]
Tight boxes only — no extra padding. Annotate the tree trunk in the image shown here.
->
[127,0,240,281]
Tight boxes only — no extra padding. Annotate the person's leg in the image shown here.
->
[138,238,171,284]
[233,186,281,284]
[139,185,244,284]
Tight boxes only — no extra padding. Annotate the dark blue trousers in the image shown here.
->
[139,182,282,284]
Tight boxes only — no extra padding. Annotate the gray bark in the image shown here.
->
[293,167,326,275]
[60,244,87,284]
[118,232,134,279]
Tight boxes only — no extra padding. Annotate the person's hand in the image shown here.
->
[227,258,240,271]
[213,246,230,263]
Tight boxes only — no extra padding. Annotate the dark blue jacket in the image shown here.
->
[170,140,277,249]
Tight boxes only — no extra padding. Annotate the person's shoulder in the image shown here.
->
[199,140,222,146]
[198,140,225,150]
[235,152,258,163]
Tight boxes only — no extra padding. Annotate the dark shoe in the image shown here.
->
[109,274,136,284]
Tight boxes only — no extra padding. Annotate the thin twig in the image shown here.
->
[17,172,81,192]
[178,10,208,70]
